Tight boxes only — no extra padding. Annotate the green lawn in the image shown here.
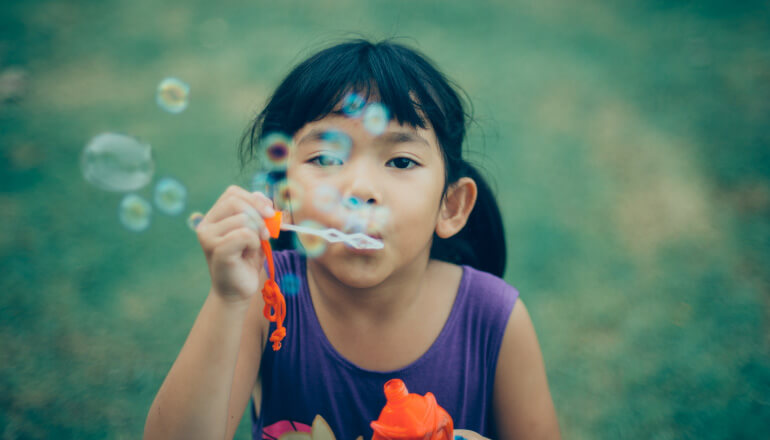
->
[1,1,769,438]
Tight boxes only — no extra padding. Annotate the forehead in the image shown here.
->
[293,113,440,152]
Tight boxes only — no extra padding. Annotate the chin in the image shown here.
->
[320,246,391,288]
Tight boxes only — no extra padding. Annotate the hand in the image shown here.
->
[195,185,276,304]
[453,429,492,440]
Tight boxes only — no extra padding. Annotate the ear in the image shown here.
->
[436,177,477,239]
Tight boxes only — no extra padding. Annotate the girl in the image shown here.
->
[144,39,560,440]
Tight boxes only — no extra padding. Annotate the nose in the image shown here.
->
[341,158,381,207]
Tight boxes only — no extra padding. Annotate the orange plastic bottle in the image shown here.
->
[370,379,454,440]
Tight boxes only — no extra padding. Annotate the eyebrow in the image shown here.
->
[296,128,430,148]
[378,131,430,147]
[296,128,332,146]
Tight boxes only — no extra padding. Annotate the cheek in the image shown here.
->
[387,181,443,234]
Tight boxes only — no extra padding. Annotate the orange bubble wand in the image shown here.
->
[260,211,287,351]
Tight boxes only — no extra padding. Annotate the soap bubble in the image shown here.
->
[343,195,365,211]
[343,207,370,234]
[187,211,204,230]
[319,129,353,163]
[261,132,292,169]
[312,184,341,213]
[294,220,327,258]
[249,171,273,194]
[367,206,390,236]
[81,132,154,192]
[280,273,301,296]
[119,194,152,232]
[363,103,390,136]
[154,177,187,215]
[156,77,190,114]
[274,178,304,212]
[341,92,366,117]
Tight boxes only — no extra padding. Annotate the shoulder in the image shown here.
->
[460,265,520,316]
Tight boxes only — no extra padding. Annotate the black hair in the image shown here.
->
[239,39,506,277]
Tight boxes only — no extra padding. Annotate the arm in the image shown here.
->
[224,285,268,439]
[144,185,275,440]
[492,298,561,440]
[143,285,266,440]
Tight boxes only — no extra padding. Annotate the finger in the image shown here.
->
[212,226,264,263]
[206,211,270,241]
[252,191,276,215]
[205,188,275,224]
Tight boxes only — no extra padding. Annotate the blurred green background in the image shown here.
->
[1,0,769,438]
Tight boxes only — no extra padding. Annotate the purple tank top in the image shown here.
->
[252,250,519,440]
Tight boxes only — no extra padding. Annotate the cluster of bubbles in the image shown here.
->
[342,92,391,136]
[246,93,396,259]
[81,77,195,232]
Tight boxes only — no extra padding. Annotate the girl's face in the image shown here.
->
[286,110,446,288]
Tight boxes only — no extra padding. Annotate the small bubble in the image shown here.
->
[156,77,190,114]
[319,129,353,163]
[343,196,365,211]
[313,184,341,213]
[81,132,154,192]
[261,132,292,169]
[187,211,204,230]
[280,273,301,296]
[119,194,152,232]
[341,92,366,118]
[154,177,187,215]
[294,220,327,258]
[363,103,390,136]
[343,207,370,234]
[274,178,304,212]
[367,206,390,236]
[249,171,272,194]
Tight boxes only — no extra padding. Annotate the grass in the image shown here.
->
[1,0,769,438]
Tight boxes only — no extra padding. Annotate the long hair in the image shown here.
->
[239,39,506,277]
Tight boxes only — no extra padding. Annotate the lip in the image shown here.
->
[346,245,381,254]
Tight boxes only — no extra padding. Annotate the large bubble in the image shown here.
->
[119,194,152,232]
[156,77,190,114]
[81,133,154,192]
[154,177,187,215]
[294,220,328,258]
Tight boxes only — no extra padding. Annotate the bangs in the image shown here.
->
[240,39,462,166]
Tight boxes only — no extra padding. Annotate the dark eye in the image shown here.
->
[386,157,418,169]
[309,154,344,167]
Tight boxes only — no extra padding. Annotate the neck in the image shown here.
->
[306,249,433,327]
